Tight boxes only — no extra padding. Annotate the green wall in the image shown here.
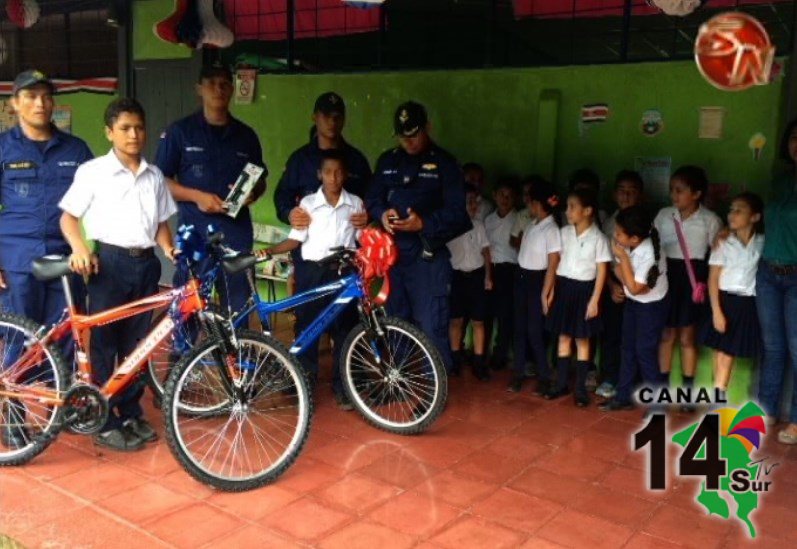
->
[232,60,784,227]
[61,92,118,155]
[133,0,193,61]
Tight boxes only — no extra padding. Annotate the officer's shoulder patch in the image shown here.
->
[4,161,35,170]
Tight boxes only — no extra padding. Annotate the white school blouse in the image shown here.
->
[654,205,722,261]
[517,215,562,271]
[288,188,363,261]
[708,234,764,296]
[59,150,177,248]
[623,238,669,303]
[447,218,490,272]
[485,210,518,264]
[557,224,612,281]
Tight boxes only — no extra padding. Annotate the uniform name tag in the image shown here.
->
[185,146,204,152]
[4,161,36,170]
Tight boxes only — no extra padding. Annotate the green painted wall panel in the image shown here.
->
[133,0,193,61]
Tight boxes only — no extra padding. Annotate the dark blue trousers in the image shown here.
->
[615,296,670,404]
[89,248,161,431]
[599,284,624,386]
[487,263,516,363]
[293,260,357,395]
[386,253,453,371]
[513,268,550,382]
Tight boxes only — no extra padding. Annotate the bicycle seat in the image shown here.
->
[32,255,73,281]
[222,253,257,274]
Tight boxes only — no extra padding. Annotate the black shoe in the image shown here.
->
[123,417,158,443]
[544,387,569,400]
[507,377,523,393]
[534,380,550,397]
[334,392,354,412]
[473,365,491,382]
[94,428,145,452]
[599,399,635,412]
[575,394,590,408]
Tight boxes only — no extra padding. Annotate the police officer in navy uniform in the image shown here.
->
[274,92,371,231]
[366,101,471,372]
[0,69,93,323]
[155,64,266,314]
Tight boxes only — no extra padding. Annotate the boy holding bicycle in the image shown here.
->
[59,98,178,452]
[261,149,364,410]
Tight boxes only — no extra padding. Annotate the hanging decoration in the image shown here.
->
[694,12,774,91]
[0,78,117,96]
[342,0,386,7]
[154,0,189,44]
[155,0,235,49]
[199,0,234,48]
[646,0,702,17]
[6,0,40,29]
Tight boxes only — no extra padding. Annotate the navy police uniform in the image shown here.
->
[155,110,265,312]
[366,102,471,371]
[0,121,92,325]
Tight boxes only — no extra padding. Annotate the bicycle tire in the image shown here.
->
[162,329,312,491]
[0,312,70,465]
[341,316,448,435]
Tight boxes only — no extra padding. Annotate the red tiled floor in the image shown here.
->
[430,515,527,548]
[4,357,797,548]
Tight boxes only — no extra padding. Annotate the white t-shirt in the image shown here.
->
[709,233,764,296]
[485,210,518,264]
[557,224,612,281]
[510,208,533,238]
[517,215,562,271]
[59,150,177,248]
[654,205,722,261]
[288,188,363,261]
[622,238,669,303]
[447,218,489,272]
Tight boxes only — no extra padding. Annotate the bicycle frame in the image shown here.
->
[234,273,365,356]
[1,276,205,406]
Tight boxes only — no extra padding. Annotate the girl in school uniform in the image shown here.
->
[509,179,561,394]
[600,206,669,411]
[653,166,722,406]
[545,188,612,406]
[702,192,764,402]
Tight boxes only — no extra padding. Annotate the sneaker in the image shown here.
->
[524,363,538,378]
[585,371,598,392]
[334,392,354,412]
[123,417,158,443]
[599,399,634,412]
[507,377,523,393]
[595,382,616,398]
[94,428,144,452]
[544,387,570,400]
[575,393,590,408]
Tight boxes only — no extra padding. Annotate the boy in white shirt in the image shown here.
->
[447,185,493,380]
[60,98,178,452]
[263,149,364,409]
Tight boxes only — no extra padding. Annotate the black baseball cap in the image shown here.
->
[12,70,55,95]
[314,92,345,116]
[393,101,428,137]
[198,63,232,83]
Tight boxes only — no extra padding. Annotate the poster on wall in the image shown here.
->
[0,100,14,132]
[235,69,257,105]
[634,156,672,205]
[698,107,725,139]
[748,132,767,161]
[52,105,71,133]
[640,109,664,137]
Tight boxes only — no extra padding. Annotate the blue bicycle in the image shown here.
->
[155,230,448,435]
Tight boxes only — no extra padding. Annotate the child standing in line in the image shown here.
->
[448,185,493,380]
[546,188,611,406]
[463,162,495,221]
[510,176,539,251]
[654,166,722,411]
[509,179,561,393]
[600,206,669,412]
[702,193,764,402]
[598,170,645,399]
[261,149,364,410]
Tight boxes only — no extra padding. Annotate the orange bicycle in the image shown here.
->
[0,228,312,491]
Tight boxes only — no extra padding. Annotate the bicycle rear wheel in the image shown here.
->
[341,316,448,435]
[162,329,312,491]
[0,313,69,465]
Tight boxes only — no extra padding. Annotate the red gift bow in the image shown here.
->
[356,228,398,305]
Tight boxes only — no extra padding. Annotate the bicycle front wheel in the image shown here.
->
[0,313,70,465]
[162,329,312,491]
[341,316,448,435]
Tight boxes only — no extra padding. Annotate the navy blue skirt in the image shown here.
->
[546,276,602,338]
[701,292,760,358]
[666,258,708,328]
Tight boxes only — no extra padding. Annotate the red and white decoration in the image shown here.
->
[6,0,40,29]
[0,78,118,96]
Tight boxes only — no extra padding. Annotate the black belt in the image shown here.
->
[97,242,155,258]
[766,260,797,276]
